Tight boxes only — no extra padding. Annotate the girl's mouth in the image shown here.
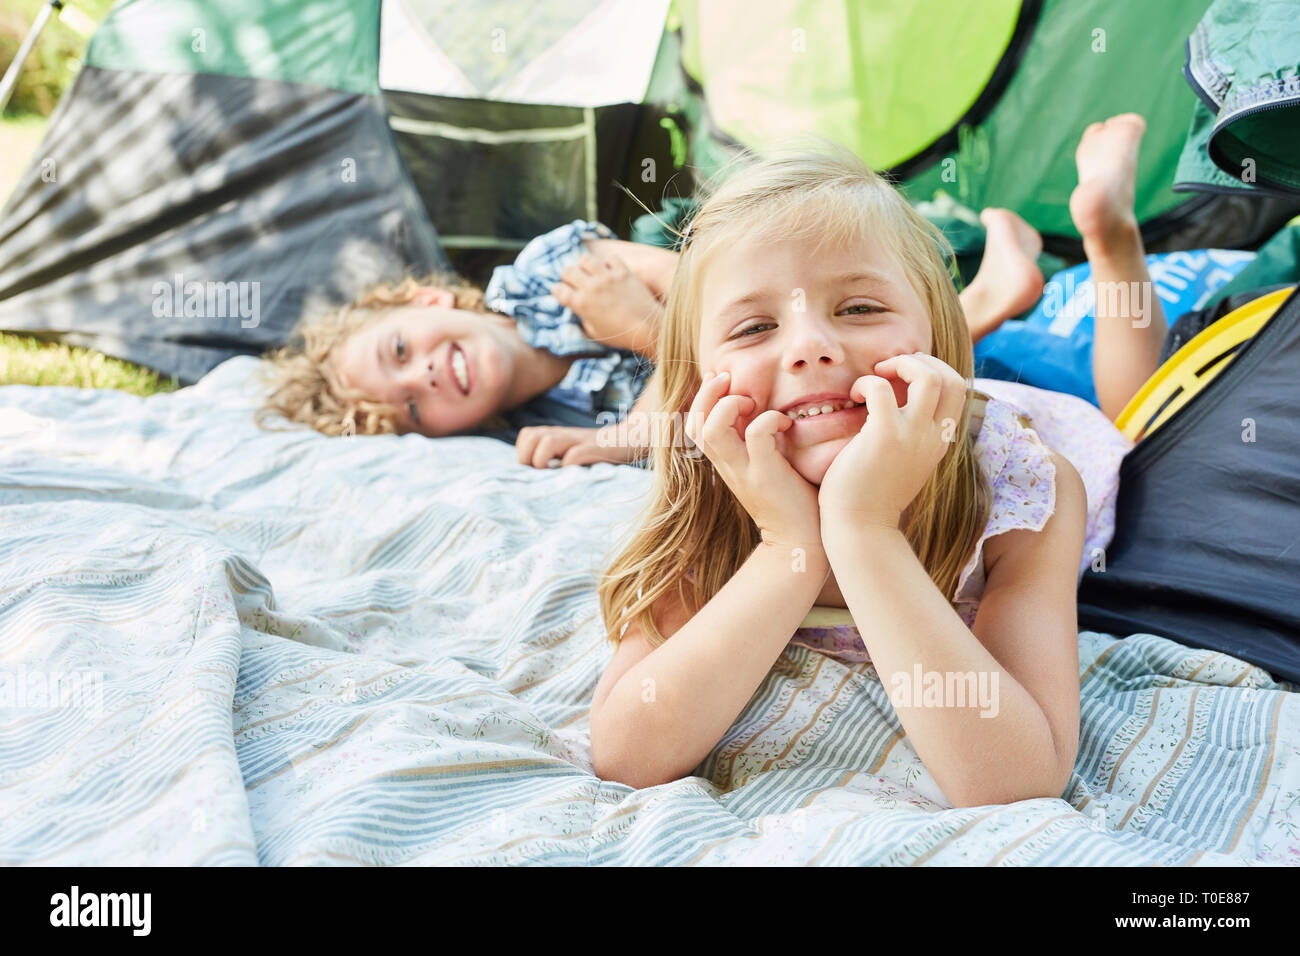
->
[785,398,864,420]
[779,400,867,446]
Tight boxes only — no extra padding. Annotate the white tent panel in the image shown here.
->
[379,0,669,106]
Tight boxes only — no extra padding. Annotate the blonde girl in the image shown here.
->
[590,145,1092,807]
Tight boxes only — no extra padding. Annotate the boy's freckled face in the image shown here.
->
[695,234,933,485]
[333,304,516,436]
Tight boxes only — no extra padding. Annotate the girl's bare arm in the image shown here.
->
[590,541,828,789]
[823,452,1085,808]
[592,370,828,788]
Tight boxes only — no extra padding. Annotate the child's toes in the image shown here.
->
[1080,121,1107,146]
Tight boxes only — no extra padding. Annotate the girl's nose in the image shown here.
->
[785,314,844,367]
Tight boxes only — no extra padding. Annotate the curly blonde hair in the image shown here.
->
[253,272,490,437]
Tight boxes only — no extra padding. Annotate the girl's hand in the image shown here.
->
[685,370,824,555]
[818,352,969,532]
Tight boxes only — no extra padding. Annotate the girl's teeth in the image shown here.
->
[785,400,862,419]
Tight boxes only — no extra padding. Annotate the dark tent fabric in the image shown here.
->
[0,0,452,386]
[0,66,447,385]
[1077,285,1300,683]
[383,88,680,264]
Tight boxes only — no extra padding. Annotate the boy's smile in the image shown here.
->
[333,297,520,436]
[696,233,934,484]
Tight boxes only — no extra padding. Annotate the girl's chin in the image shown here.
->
[788,439,851,486]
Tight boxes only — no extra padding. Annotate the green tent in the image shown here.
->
[0,0,1295,383]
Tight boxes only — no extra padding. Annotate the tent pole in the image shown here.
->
[0,0,64,116]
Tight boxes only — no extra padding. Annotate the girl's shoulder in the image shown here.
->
[969,390,1057,531]
[970,378,1131,574]
[953,391,1058,614]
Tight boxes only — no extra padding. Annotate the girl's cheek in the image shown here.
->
[693,348,716,379]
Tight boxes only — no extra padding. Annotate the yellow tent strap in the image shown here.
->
[1114,285,1295,443]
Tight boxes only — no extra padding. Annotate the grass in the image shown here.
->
[0,331,180,395]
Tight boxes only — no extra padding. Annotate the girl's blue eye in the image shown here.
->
[408,399,420,424]
[843,304,884,315]
[734,322,775,338]
[395,336,406,359]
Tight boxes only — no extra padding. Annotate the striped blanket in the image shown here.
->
[2,356,1297,865]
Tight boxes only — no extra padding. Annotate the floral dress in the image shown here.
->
[788,378,1134,664]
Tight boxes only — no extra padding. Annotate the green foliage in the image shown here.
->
[0,0,115,117]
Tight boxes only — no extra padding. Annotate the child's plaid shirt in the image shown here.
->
[484,220,653,420]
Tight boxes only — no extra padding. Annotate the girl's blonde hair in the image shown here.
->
[598,145,991,647]
[253,272,490,437]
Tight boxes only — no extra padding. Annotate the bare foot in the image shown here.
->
[961,208,1044,341]
[1069,113,1145,259]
